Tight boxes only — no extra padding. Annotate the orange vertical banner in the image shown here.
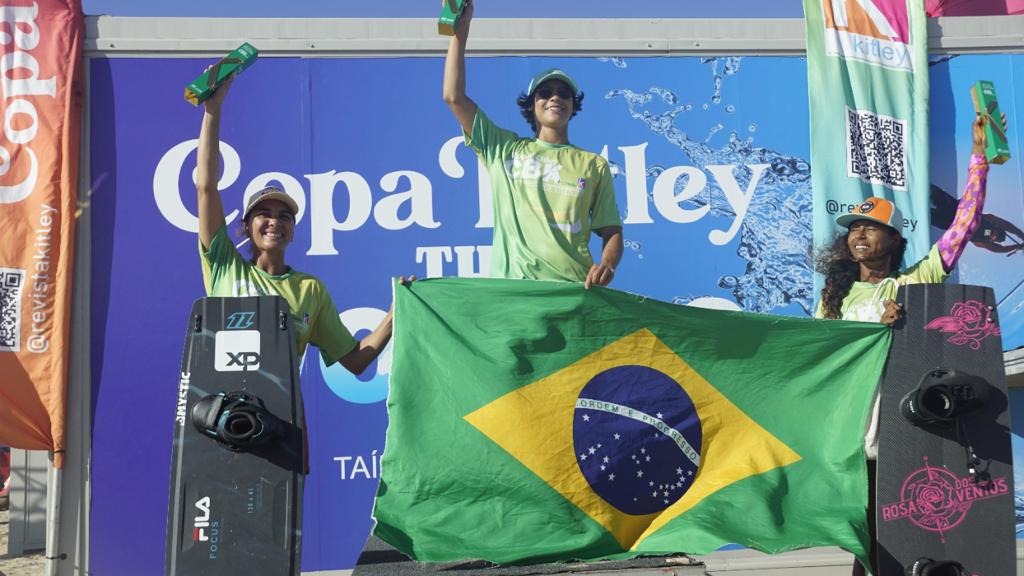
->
[0,0,83,469]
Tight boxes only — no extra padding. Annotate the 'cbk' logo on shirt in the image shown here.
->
[508,154,562,184]
[214,330,261,372]
[820,0,914,72]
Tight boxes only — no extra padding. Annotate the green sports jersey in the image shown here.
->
[200,226,357,364]
[815,243,948,322]
[465,108,622,282]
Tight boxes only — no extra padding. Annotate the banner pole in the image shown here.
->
[46,455,63,576]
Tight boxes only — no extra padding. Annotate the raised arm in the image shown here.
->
[937,113,1003,272]
[442,0,477,135]
[196,74,235,249]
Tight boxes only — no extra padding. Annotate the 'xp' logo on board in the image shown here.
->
[881,456,1009,542]
[820,0,915,72]
[214,330,261,372]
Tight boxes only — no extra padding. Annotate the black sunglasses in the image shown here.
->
[535,85,574,100]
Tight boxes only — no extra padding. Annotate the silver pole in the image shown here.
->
[45,458,62,576]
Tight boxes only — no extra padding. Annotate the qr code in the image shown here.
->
[846,107,907,191]
[1,268,25,352]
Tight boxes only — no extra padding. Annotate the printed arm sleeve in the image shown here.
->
[937,153,989,272]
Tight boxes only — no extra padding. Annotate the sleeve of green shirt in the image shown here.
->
[199,225,245,295]
[464,107,519,164]
[590,157,623,230]
[310,282,358,366]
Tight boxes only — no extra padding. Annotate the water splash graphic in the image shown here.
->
[623,239,644,261]
[606,57,814,315]
[701,57,742,106]
[598,57,628,69]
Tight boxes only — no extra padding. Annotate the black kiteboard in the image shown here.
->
[876,284,1014,575]
[165,296,304,576]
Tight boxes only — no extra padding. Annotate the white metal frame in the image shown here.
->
[82,15,1024,56]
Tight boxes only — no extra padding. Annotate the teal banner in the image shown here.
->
[804,0,931,269]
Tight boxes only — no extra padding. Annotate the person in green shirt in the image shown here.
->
[815,113,1000,576]
[443,0,624,288]
[815,114,998,325]
[196,73,411,375]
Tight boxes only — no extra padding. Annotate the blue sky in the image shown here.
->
[81,0,807,18]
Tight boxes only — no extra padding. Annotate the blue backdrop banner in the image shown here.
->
[88,54,1023,573]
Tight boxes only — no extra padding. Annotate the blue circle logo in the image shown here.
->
[320,354,389,404]
[573,365,702,515]
[319,307,391,404]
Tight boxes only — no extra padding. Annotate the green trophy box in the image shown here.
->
[438,0,466,36]
[185,43,259,106]
[970,80,1010,165]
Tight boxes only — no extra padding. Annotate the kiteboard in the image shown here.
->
[165,296,304,576]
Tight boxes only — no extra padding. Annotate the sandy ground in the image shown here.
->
[0,500,46,576]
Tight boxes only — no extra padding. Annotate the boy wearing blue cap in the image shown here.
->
[442,0,623,288]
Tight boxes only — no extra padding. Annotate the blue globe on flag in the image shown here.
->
[573,365,702,515]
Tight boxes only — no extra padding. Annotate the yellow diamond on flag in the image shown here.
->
[464,328,802,551]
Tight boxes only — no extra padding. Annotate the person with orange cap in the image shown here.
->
[816,114,1003,325]
[816,112,1005,576]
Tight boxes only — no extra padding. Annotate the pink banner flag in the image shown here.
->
[926,0,1024,16]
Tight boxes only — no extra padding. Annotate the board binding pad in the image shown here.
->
[876,284,1013,576]
[165,296,304,576]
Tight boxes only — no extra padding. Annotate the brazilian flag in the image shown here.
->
[374,278,890,566]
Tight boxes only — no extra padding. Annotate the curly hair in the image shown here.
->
[516,89,584,134]
[815,229,907,319]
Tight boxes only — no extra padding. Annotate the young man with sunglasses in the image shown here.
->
[443,0,623,288]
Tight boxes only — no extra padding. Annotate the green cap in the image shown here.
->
[525,69,579,97]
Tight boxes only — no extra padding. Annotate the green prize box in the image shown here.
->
[185,43,259,106]
[438,0,466,36]
[970,80,1010,165]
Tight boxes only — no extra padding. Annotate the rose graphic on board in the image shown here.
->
[923,300,1001,350]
